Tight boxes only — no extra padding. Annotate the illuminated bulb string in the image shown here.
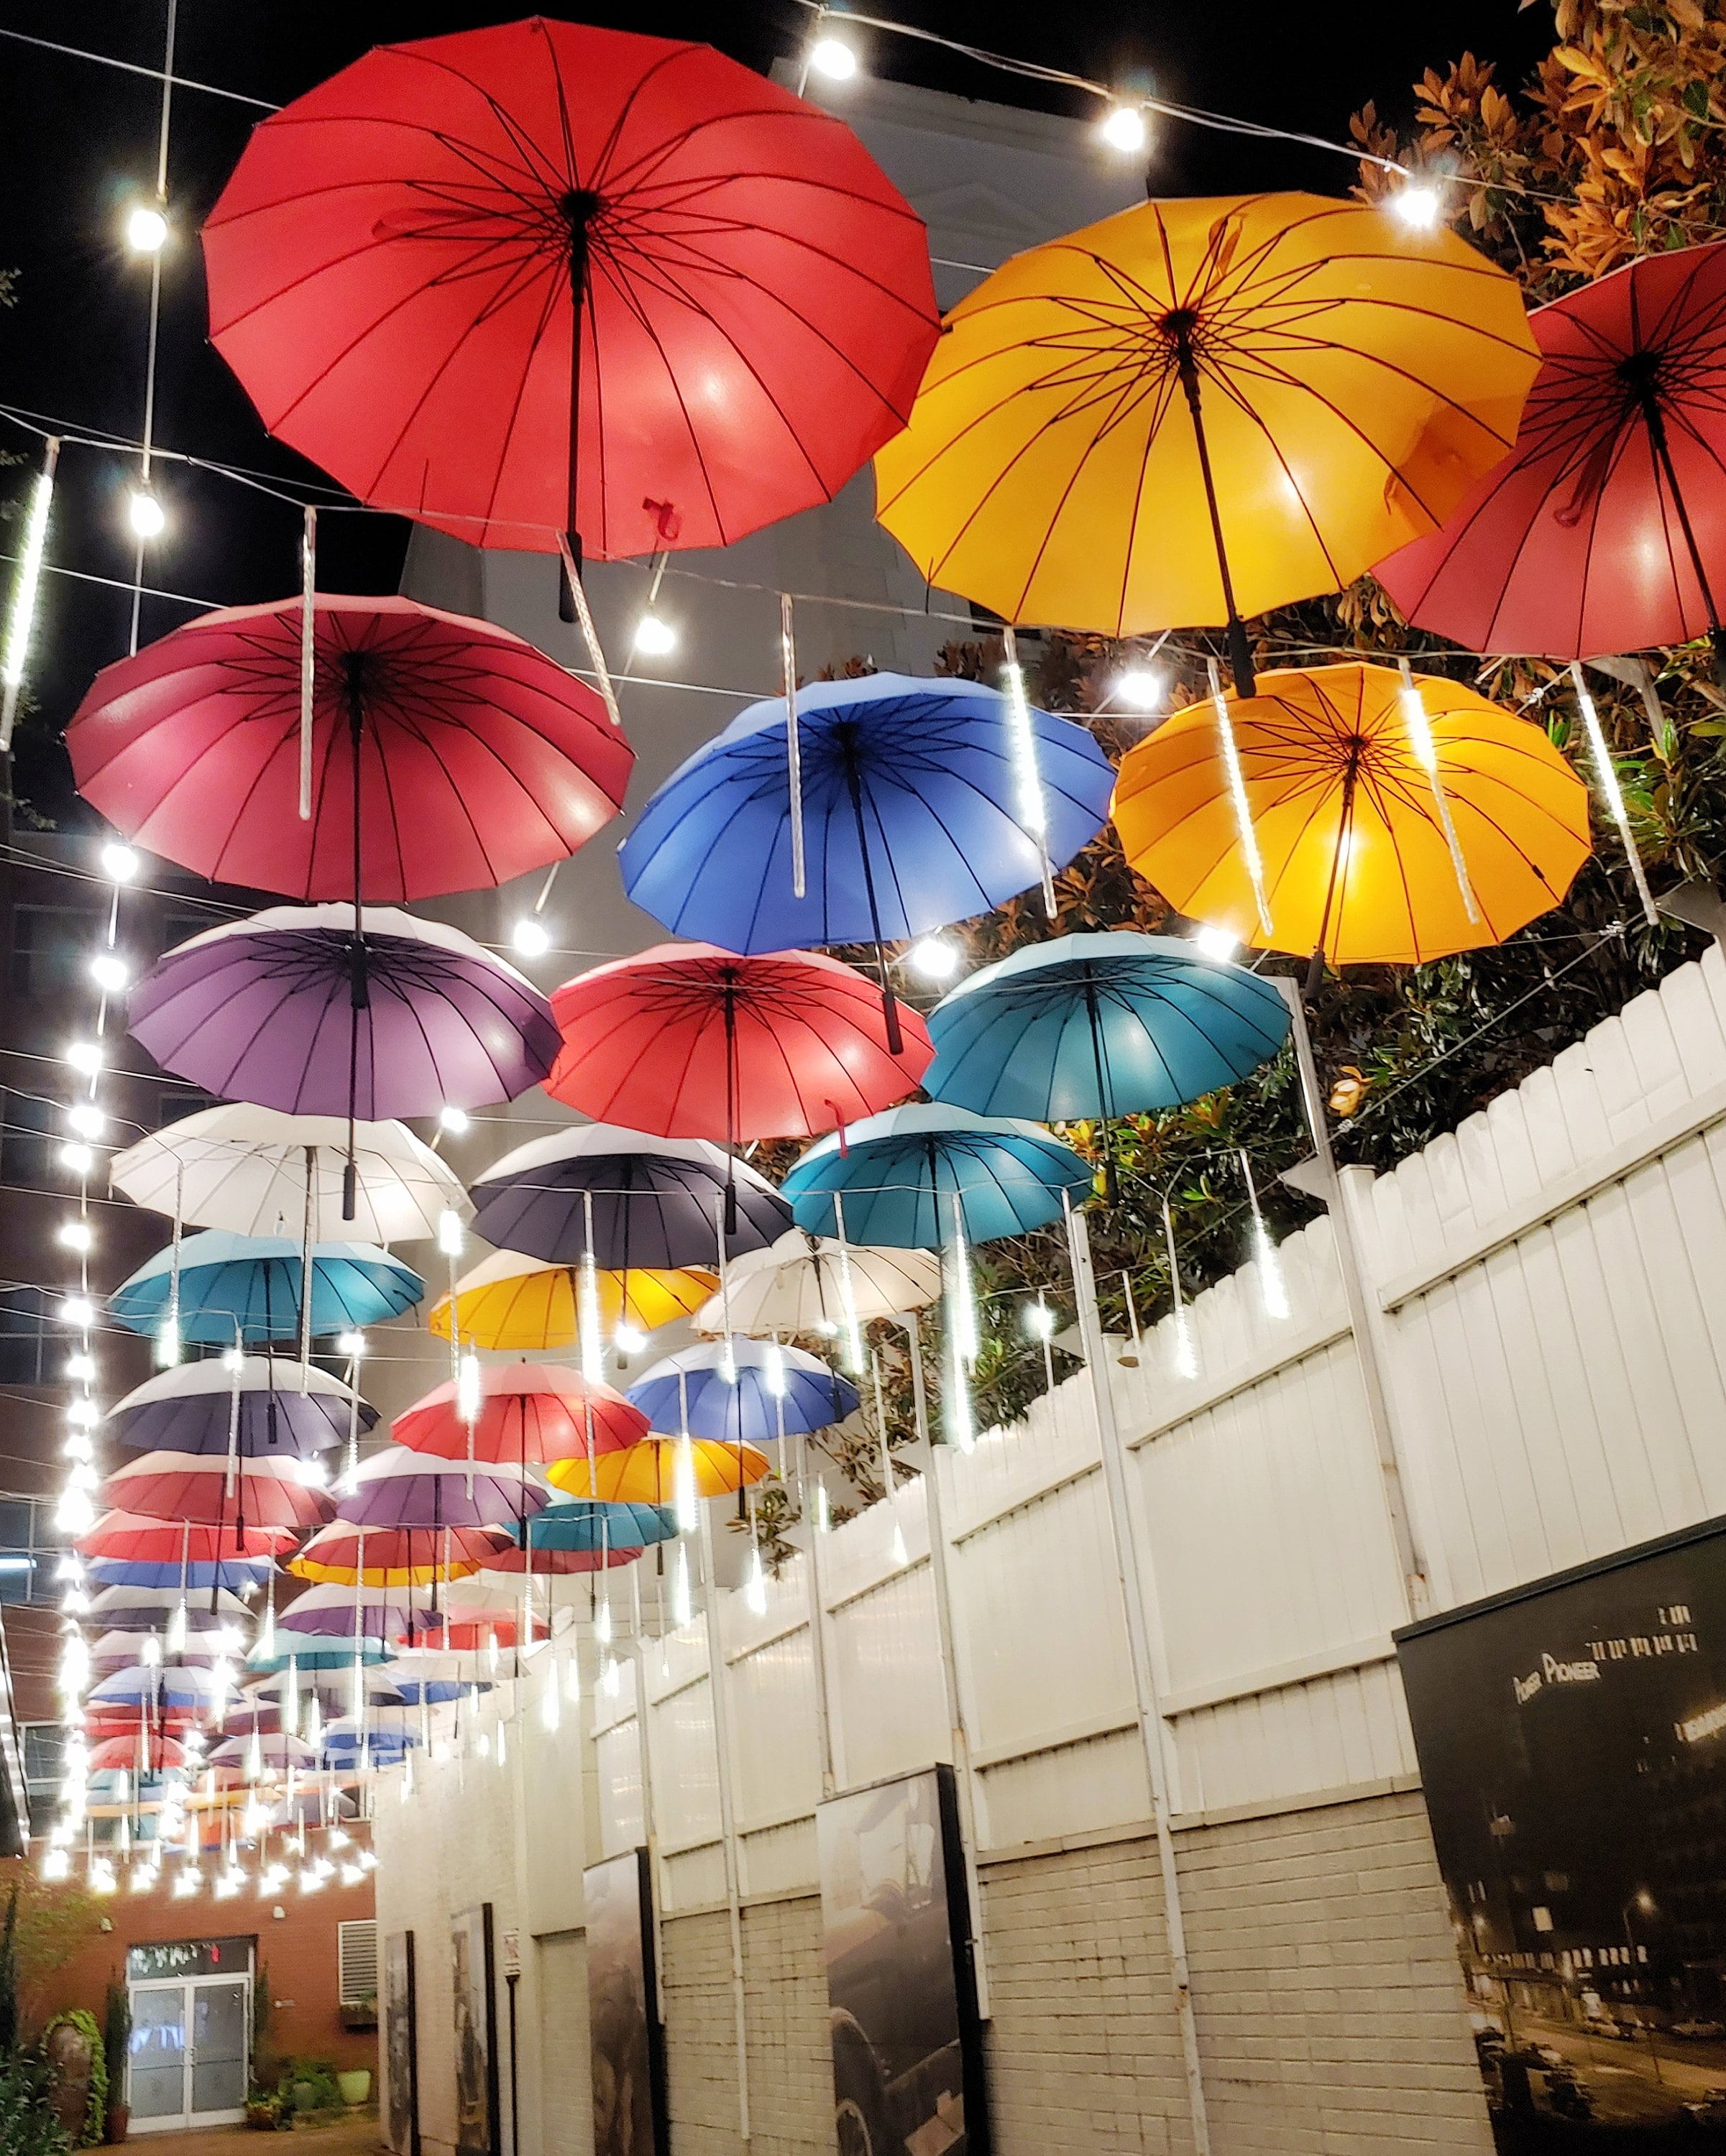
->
[1209,659,1272,938]
[1001,627,1056,919]
[1570,663,1659,928]
[1397,659,1477,921]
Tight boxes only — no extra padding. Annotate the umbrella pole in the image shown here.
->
[843,753,904,1055]
[1172,318,1254,696]
[344,676,369,1221]
[722,986,740,1238]
[298,1146,316,1393]
[1633,374,1726,689]
[1083,974,1119,1205]
[1307,747,1362,995]
[559,206,592,623]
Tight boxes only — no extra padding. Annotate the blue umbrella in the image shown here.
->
[923,932,1291,1199]
[88,1664,225,1713]
[625,1339,858,1445]
[618,673,1115,1044]
[86,1557,272,1592]
[781,1102,1091,1250]
[246,1639,392,1677]
[108,1230,423,1345]
[510,1498,679,1557]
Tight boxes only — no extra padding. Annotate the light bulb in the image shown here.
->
[65,1395,99,1429]
[437,1104,469,1135]
[59,1296,95,1328]
[60,1433,93,1462]
[632,614,676,656]
[1101,105,1147,153]
[59,1142,94,1175]
[1114,669,1164,713]
[221,1345,245,1373]
[1193,925,1239,963]
[511,916,551,957]
[99,843,139,883]
[907,936,959,983]
[127,491,165,540]
[1023,1300,1056,1342]
[126,204,168,253]
[612,1322,647,1356]
[456,1350,482,1423]
[437,1208,465,1258]
[335,1331,366,1360]
[809,35,858,80]
[67,1105,106,1140]
[1393,183,1441,229]
[58,1221,93,1253]
[88,953,129,992]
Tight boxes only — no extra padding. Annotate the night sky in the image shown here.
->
[0,0,1559,821]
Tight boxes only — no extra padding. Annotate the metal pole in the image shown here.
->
[1272,978,1428,1616]
[503,1971,520,2156]
[794,1432,837,1801]
[1065,1200,1211,2156]
[902,1312,990,2019]
[630,1628,667,2027]
[697,1507,751,2147]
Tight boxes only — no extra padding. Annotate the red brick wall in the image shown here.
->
[38,1856,378,2078]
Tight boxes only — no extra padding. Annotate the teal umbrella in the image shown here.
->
[510,1497,678,1556]
[108,1230,423,1345]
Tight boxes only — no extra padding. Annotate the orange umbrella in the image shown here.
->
[547,1436,768,1504]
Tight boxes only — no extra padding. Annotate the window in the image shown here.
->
[0,1286,54,1388]
[10,907,97,999]
[22,1724,67,1797]
[0,1091,58,1191]
[338,1920,379,2005]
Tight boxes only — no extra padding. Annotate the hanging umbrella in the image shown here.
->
[68,593,632,899]
[208,1731,321,1775]
[288,1521,510,1586]
[549,1435,768,1503]
[247,1636,390,1674]
[1377,239,1726,679]
[101,1452,335,1534]
[508,1496,678,1558]
[1111,663,1591,969]
[874,191,1538,691]
[469,1125,790,1269]
[89,1585,252,1631]
[488,1543,634,1577]
[91,1630,223,1672]
[128,904,558,1215]
[544,945,932,1166]
[278,1582,436,1641]
[407,1615,546,1653]
[430,1251,716,1353]
[922,931,1292,1197]
[393,1364,646,1467]
[336,1447,548,1533]
[85,1556,272,1592]
[625,1340,858,1446]
[88,1664,227,1715]
[111,1105,469,1248]
[87,1736,186,1773]
[247,1667,404,1710]
[694,1234,939,1337]
[781,1103,1093,1249]
[618,676,1115,991]
[106,1358,372,1460]
[202,19,937,569]
[387,1652,488,1706]
[107,1231,422,1345]
[78,1512,298,1563]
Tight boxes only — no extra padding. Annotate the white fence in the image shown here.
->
[584,941,1726,1907]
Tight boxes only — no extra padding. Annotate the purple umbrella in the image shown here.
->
[106,1356,375,1460]
[338,1446,546,1532]
[277,1581,433,1641]
[128,903,559,1217]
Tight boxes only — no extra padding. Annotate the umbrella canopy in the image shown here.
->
[101,1452,335,1534]
[469,1125,790,1270]
[489,1543,634,1577]
[68,594,632,900]
[111,1105,469,1247]
[288,1521,510,1587]
[91,1629,223,1672]
[79,1511,298,1562]
[89,1585,252,1631]
[619,674,1115,961]
[693,1234,939,1337]
[1111,663,1592,968]
[278,1582,435,1641]
[247,1665,404,1710]
[88,1664,227,1714]
[430,1252,716,1353]
[923,931,1292,1123]
[128,904,559,1125]
[626,1340,858,1445]
[107,1231,422,1345]
[247,1637,390,1674]
[509,1496,678,1557]
[1377,239,1726,673]
[87,1735,187,1773]
[202,19,937,563]
[874,191,1538,690]
[336,1447,548,1533]
[781,1104,1093,1250]
[208,1732,319,1772]
[392,1365,647,1467]
[545,944,932,1145]
[106,1357,370,1461]
[386,1652,486,1705]
[407,1616,546,1653]
[85,1557,272,1592]
[549,1435,768,1503]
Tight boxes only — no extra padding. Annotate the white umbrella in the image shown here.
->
[110,1102,470,1247]
[88,1583,253,1628]
[693,1229,940,1335]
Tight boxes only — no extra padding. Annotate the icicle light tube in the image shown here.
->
[1397,660,1477,921]
[1001,627,1057,918]
[1569,662,1659,927]
[0,438,58,752]
[1208,658,1272,937]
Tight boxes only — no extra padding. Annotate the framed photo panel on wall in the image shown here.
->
[451,1904,500,2156]
[384,1931,418,2156]
[584,1847,668,2156]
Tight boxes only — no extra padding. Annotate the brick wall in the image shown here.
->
[535,1930,591,2156]
[659,1910,741,2156]
[741,1894,830,2156]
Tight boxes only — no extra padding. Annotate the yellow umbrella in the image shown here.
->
[548,1436,768,1504]
[430,1250,717,1352]
[1111,663,1591,969]
[874,193,1538,688]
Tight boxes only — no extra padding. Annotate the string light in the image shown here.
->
[809,32,858,78]
[125,204,169,253]
[1239,1149,1290,1322]
[1113,668,1163,712]
[127,489,165,540]
[66,1105,105,1140]
[99,843,139,883]
[1101,105,1147,152]
[1192,925,1239,963]
[58,1141,93,1174]
[633,613,676,656]
[613,1321,647,1356]
[88,952,129,991]
[437,1105,469,1135]
[1392,183,1442,229]
[1162,1195,1200,1381]
[1570,663,1660,927]
[436,1208,465,1258]
[57,1221,93,1253]
[510,916,551,957]
[0,436,58,750]
[907,936,960,983]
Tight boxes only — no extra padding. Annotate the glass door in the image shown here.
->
[189,1978,249,2122]
[127,1984,190,2132]
[127,1975,250,2131]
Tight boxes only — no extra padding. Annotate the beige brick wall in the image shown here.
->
[742,1895,832,2156]
[536,1932,592,2156]
[1176,1790,1493,2156]
[660,1911,743,2156]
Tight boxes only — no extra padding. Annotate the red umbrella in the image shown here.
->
[1377,240,1726,679]
[288,1521,514,1583]
[79,1511,299,1562]
[67,594,633,903]
[392,1364,647,1466]
[201,20,939,568]
[408,1616,548,1653]
[487,1543,634,1576]
[102,1453,335,1535]
[546,944,933,1150]
[87,1735,187,1773]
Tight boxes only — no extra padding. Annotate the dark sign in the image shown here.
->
[451,1904,498,2156]
[584,1849,666,2156]
[817,1764,986,2156]
[384,1931,418,2156]
[1397,1514,1726,2142]
[125,1938,254,1982]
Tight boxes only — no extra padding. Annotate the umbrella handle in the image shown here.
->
[1172,318,1255,696]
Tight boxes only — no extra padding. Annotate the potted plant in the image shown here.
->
[244,2096,280,2132]
[339,1993,377,2033]
[336,2068,372,2107]
[102,1984,129,2145]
